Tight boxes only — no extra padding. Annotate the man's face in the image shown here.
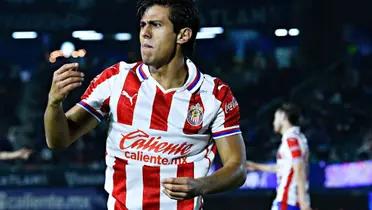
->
[273,110,284,133]
[139,5,177,67]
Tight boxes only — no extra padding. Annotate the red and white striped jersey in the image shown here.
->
[77,59,241,210]
[275,126,310,207]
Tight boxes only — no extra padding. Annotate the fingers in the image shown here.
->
[162,189,188,200]
[162,177,189,185]
[162,183,190,193]
[54,63,79,75]
[161,177,200,200]
[49,63,84,104]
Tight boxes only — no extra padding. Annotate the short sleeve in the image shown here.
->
[286,137,303,160]
[211,79,241,139]
[77,63,120,122]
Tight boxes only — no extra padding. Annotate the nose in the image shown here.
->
[141,25,152,39]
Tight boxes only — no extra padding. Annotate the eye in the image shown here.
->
[140,22,146,28]
[151,22,161,28]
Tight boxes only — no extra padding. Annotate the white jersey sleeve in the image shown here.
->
[210,78,241,139]
[77,63,121,122]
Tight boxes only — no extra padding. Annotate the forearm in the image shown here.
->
[198,161,246,195]
[0,152,17,160]
[44,103,72,149]
[252,162,277,173]
[295,161,311,209]
[297,175,310,209]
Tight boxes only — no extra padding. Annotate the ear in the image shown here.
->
[278,112,286,121]
[176,27,193,45]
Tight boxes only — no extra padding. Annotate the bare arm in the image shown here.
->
[162,134,247,199]
[294,160,311,210]
[0,148,32,160]
[44,63,98,149]
[246,161,277,173]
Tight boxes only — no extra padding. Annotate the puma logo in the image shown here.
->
[121,90,138,105]
[217,84,228,91]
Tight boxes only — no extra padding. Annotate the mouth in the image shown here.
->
[142,44,153,49]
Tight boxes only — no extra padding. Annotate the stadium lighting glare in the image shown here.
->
[12,31,38,39]
[60,41,75,58]
[274,29,288,37]
[200,27,224,34]
[196,32,216,39]
[288,28,300,36]
[72,30,103,41]
[114,33,132,41]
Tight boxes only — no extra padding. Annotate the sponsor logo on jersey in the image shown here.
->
[225,97,238,113]
[119,129,193,156]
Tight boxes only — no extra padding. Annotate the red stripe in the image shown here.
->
[82,63,120,100]
[142,165,160,210]
[287,138,302,158]
[183,93,204,134]
[177,163,195,210]
[117,70,141,125]
[287,138,300,147]
[113,158,128,210]
[150,88,175,131]
[281,168,294,210]
[291,150,302,158]
[100,97,110,113]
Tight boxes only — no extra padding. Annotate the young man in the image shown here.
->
[44,0,246,209]
[246,103,311,210]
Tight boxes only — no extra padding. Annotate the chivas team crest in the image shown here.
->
[186,103,204,126]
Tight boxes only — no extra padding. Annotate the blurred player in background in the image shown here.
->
[44,0,246,209]
[246,103,311,210]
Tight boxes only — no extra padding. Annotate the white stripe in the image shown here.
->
[107,195,116,210]
[199,84,218,135]
[105,155,115,210]
[132,81,156,129]
[159,165,178,210]
[126,165,143,209]
[167,91,191,132]
[110,62,131,122]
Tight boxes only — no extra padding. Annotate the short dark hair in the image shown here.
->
[277,103,301,125]
[136,0,200,57]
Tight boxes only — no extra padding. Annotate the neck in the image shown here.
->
[280,123,294,135]
[148,51,188,90]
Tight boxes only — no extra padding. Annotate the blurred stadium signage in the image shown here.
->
[0,188,106,210]
[0,0,292,32]
[325,160,372,188]
[0,168,104,187]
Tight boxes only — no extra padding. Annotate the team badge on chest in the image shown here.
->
[187,103,204,126]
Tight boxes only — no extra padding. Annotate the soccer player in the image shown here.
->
[246,103,311,210]
[44,0,246,209]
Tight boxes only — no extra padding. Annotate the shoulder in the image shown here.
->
[201,74,235,101]
[92,61,140,82]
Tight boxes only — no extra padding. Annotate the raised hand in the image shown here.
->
[48,63,84,106]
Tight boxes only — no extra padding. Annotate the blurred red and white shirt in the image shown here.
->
[78,59,241,210]
[275,126,310,208]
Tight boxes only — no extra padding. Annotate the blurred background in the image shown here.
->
[0,0,371,209]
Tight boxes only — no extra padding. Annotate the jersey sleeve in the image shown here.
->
[211,79,241,139]
[77,63,120,122]
[286,137,303,161]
